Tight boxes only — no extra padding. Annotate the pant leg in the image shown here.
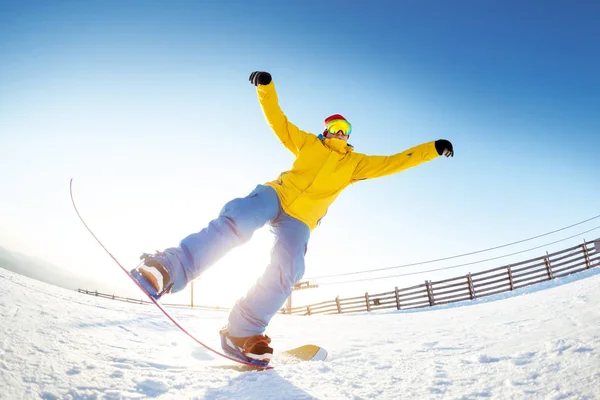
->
[155,185,281,293]
[227,211,310,337]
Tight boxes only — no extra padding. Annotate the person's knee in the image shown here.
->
[219,197,243,217]
[281,256,306,287]
[217,199,259,241]
[292,264,306,283]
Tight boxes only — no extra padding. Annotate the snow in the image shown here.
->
[1,267,599,399]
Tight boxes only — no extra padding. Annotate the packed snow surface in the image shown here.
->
[1,267,599,399]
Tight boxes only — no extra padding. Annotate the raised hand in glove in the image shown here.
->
[249,71,272,86]
[435,139,454,157]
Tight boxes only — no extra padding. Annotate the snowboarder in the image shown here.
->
[131,71,454,366]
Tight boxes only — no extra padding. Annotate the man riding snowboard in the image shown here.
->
[131,71,454,366]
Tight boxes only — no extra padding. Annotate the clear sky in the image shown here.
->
[1,0,599,306]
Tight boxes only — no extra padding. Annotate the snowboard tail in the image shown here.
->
[280,344,328,362]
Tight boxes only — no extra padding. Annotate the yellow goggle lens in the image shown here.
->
[326,119,352,136]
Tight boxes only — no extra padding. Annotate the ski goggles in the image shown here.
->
[325,119,352,136]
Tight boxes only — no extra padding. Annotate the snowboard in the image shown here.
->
[69,179,327,369]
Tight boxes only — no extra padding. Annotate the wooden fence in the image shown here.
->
[78,239,599,315]
[76,289,230,311]
[284,239,600,316]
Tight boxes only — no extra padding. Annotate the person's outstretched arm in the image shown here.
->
[352,140,454,181]
[250,71,311,156]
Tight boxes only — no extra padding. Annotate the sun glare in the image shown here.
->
[181,227,275,308]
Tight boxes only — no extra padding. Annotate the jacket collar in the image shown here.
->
[318,134,354,154]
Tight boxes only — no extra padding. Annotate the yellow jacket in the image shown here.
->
[258,82,439,230]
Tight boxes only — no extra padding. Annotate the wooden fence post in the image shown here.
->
[466,273,476,299]
[190,281,194,308]
[544,252,553,280]
[306,306,311,316]
[425,280,435,306]
[335,296,342,314]
[394,286,401,310]
[365,292,371,312]
[507,266,514,291]
[582,240,591,269]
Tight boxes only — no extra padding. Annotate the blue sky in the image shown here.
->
[1,1,598,305]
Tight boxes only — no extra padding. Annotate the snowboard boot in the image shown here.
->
[219,328,273,367]
[130,255,173,300]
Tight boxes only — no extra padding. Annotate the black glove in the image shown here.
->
[435,139,454,157]
[249,71,272,86]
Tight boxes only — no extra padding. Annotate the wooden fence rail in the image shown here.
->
[76,289,230,311]
[284,239,600,316]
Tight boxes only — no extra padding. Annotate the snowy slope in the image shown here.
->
[1,267,599,400]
